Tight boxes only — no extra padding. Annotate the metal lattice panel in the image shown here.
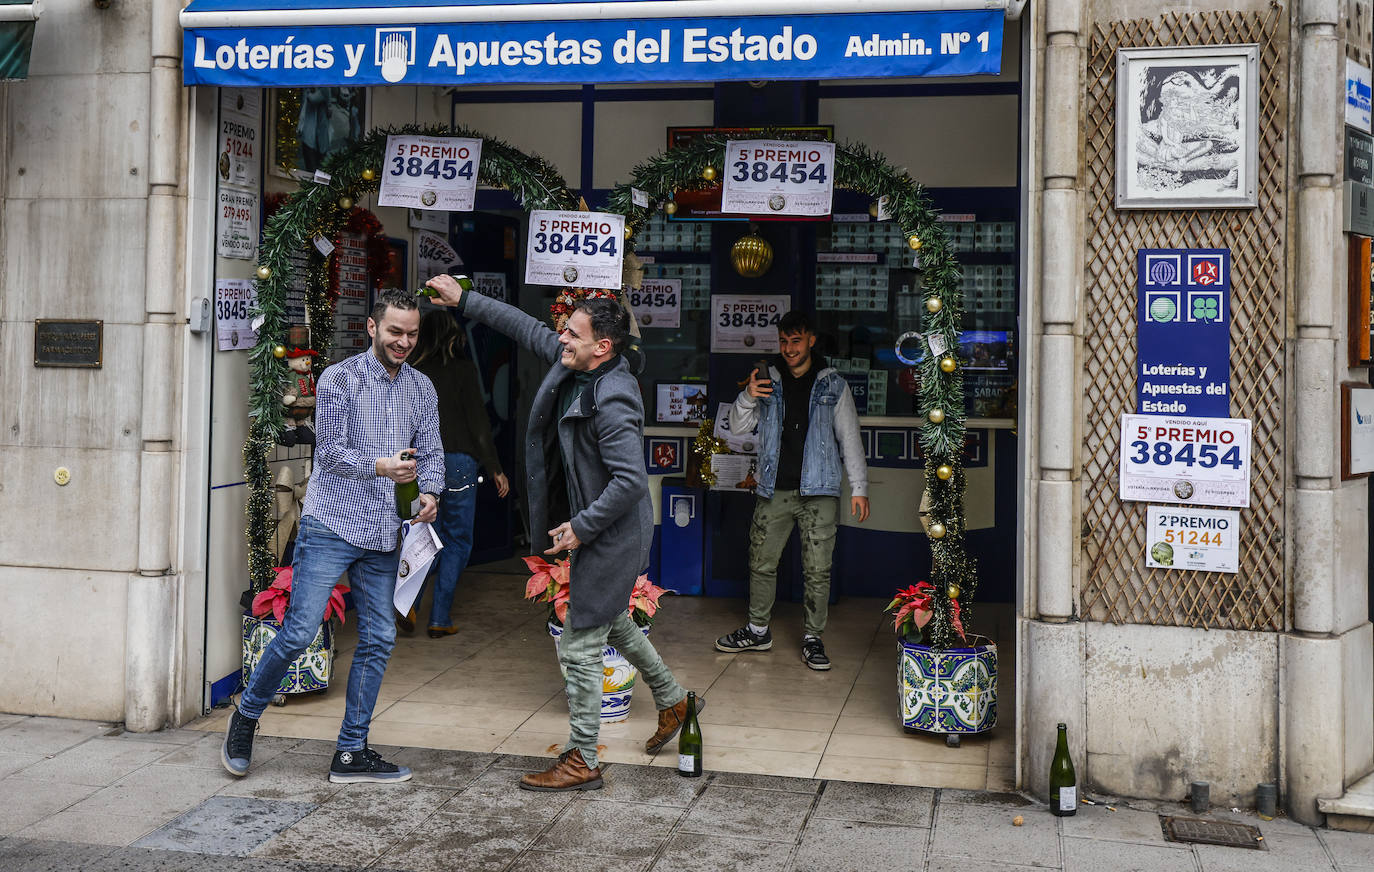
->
[1079,10,1287,631]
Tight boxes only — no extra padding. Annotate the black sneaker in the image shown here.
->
[801,637,831,671]
[715,626,773,653]
[221,707,258,777]
[329,746,413,784]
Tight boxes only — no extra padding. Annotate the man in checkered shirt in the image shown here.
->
[222,290,444,784]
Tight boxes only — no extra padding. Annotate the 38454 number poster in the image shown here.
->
[1119,414,1252,508]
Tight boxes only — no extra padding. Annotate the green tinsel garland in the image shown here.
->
[608,134,976,650]
[244,123,579,592]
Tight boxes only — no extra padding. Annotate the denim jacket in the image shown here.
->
[732,364,868,500]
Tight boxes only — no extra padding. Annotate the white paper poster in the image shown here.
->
[710,454,760,492]
[720,139,836,217]
[628,278,681,328]
[217,89,261,190]
[712,402,760,454]
[334,232,369,316]
[215,279,258,351]
[1145,506,1240,573]
[378,135,482,210]
[525,210,625,289]
[1119,414,1252,508]
[710,294,789,353]
[216,188,259,259]
[416,230,462,284]
[393,521,444,615]
[1348,58,1373,133]
[473,271,509,303]
[1351,387,1374,475]
[408,208,449,232]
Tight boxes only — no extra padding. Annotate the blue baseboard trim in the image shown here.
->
[210,669,241,708]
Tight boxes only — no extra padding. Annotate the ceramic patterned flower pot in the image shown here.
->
[898,639,997,736]
[548,621,650,723]
[242,614,334,695]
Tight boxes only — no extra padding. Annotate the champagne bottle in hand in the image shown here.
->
[394,450,420,520]
[677,692,703,778]
[418,273,473,298]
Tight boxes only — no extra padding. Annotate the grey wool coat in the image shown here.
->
[457,291,653,629]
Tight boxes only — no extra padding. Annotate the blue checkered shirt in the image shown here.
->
[302,349,444,551]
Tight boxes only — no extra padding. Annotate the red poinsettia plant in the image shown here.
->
[523,555,668,627]
[251,567,349,626]
[886,581,964,646]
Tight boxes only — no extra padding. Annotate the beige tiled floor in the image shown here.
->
[190,558,1016,789]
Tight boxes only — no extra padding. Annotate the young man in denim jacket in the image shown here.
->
[715,311,870,670]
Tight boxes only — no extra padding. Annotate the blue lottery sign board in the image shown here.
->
[1136,249,1231,417]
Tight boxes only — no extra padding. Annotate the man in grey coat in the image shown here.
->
[425,274,697,791]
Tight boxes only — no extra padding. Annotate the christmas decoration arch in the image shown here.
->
[607,134,976,649]
[244,124,579,592]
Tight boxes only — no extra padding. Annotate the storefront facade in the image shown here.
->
[0,0,1371,826]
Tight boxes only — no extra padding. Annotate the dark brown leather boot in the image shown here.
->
[645,694,705,753]
[518,749,603,792]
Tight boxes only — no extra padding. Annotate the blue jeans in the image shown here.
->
[239,515,399,751]
[427,451,478,627]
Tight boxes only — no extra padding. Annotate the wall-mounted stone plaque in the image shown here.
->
[34,319,102,368]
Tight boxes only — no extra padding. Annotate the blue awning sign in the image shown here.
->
[182,9,1003,86]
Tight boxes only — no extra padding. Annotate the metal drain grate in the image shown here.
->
[1160,815,1264,849]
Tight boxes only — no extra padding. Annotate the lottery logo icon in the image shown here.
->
[421,190,437,206]
[1173,480,1195,501]
[768,194,786,211]
[375,28,417,83]
[562,266,579,284]
[1191,259,1219,286]
[1147,259,1179,287]
[1145,291,1181,323]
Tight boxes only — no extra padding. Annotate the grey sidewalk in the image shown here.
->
[2,713,1373,872]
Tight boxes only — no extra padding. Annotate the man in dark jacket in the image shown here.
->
[425,274,697,792]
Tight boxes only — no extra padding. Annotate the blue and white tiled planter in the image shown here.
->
[242,614,334,695]
[898,639,998,736]
[548,621,651,723]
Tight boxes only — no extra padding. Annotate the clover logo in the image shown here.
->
[1191,296,1220,322]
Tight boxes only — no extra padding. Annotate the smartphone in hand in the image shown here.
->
[753,359,772,385]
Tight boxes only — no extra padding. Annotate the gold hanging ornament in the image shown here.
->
[272,344,287,359]
[907,234,922,250]
[255,265,272,281]
[869,201,880,218]
[928,522,947,539]
[925,297,943,314]
[664,200,678,215]
[730,229,774,279]
[940,356,957,373]
[361,168,376,181]
[948,583,961,600]
[624,225,634,240]
[338,196,354,210]
[936,464,953,480]
[701,165,717,181]
[928,407,945,424]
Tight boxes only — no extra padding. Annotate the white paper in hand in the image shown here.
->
[393,521,443,615]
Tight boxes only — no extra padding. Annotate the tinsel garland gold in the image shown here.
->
[274,89,303,176]
[244,123,579,592]
[605,132,975,649]
[690,419,728,488]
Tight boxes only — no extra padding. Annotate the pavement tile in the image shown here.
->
[67,761,227,820]
[654,831,791,872]
[0,752,42,779]
[491,753,560,770]
[812,780,936,827]
[0,718,108,756]
[676,785,813,842]
[1324,829,1374,868]
[532,801,683,859]
[940,789,1038,808]
[927,857,1048,872]
[387,747,496,790]
[0,777,102,835]
[80,846,207,871]
[0,714,29,730]
[133,795,317,857]
[1062,805,1173,845]
[373,811,540,872]
[587,763,706,807]
[1194,841,1330,872]
[17,737,173,786]
[1064,838,1197,872]
[929,796,1061,868]
[508,848,652,872]
[253,785,452,866]
[156,732,303,770]
[439,768,576,823]
[708,771,821,793]
[215,750,345,805]
[14,809,168,846]
[792,818,926,872]
[0,835,117,871]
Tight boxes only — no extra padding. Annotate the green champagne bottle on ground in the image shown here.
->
[677,692,703,778]
[1049,722,1077,816]
[395,450,420,520]
[418,273,473,298]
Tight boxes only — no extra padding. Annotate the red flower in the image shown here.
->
[251,566,349,626]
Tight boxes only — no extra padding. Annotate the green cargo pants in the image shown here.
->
[747,489,839,637]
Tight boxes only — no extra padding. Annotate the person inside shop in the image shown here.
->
[399,309,511,638]
[223,289,444,784]
[714,310,871,670]
[423,273,699,792]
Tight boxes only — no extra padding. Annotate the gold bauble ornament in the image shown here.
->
[361,168,376,181]
[272,344,287,359]
[255,265,272,281]
[907,234,923,250]
[869,202,880,218]
[928,408,945,424]
[624,225,634,240]
[730,232,774,279]
[925,297,943,314]
[936,464,953,480]
[338,196,353,210]
[948,584,961,600]
[940,356,957,373]
[929,522,947,539]
[664,200,678,215]
[701,165,717,181]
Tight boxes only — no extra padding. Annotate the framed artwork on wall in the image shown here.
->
[1115,44,1259,209]
[271,87,367,178]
